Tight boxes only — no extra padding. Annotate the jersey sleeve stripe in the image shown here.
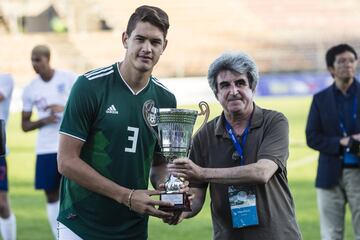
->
[59,131,86,142]
[151,78,172,93]
[84,66,109,76]
[87,70,114,80]
[84,65,112,77]
[84,66,113,78]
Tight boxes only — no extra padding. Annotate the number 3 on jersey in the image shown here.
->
[125,126,139,153]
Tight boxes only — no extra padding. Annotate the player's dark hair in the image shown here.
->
[126,5,169,38]
[31,45,51,59]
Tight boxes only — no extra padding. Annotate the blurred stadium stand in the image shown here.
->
[1,0,360,88]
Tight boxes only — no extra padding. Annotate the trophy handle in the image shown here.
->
[194,101,210,136]
[142,100,159,141]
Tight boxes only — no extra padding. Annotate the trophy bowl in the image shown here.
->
[143,101,209,211]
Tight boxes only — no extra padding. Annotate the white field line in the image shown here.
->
[288,155,317,169]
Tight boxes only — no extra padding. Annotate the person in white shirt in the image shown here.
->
[21,45,76,239]
[0,73,16,240]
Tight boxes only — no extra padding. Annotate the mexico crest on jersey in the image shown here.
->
[143,99,158,126]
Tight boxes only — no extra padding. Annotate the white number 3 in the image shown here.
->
[125,126,139,153]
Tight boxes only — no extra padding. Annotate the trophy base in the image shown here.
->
[159,192,191,212]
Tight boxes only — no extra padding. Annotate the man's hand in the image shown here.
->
[162,192,195,225]
[352,133,360,141]
[179,180,189,193]
[340,136,350,146]
[41,104,65,125]
[128,189,173,218]
[168,158,204,181]
[41,113,59,125]
[162,211,187,225]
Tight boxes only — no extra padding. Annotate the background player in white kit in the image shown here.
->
[0,73,16,240]
[21,45,76,239]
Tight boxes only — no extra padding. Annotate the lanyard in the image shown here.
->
[338,95,357,137]
[225,120,250,166]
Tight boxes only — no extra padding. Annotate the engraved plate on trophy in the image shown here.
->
[143,100,210,211]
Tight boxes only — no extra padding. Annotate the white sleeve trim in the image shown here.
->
[59,131,86,142]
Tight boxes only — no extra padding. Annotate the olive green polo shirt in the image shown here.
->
[189,104,301,240]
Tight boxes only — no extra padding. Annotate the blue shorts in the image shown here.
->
[0,156,8,191]
[35,153,61,191]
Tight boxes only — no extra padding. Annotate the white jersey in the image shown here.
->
[0,74,14,124]
[22,70,77,154]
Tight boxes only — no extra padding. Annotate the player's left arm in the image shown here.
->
[150,153,168,190]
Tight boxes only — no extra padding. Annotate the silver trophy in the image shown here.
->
[143,100,209,211]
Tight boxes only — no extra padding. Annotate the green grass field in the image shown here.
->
[4,96,355,239]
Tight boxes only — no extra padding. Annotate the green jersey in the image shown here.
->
[58,63,176,239]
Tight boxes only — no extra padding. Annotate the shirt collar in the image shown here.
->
[333,78,357,97]
[215,103,263,137]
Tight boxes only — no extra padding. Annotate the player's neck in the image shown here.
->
[118,62,151,94]
[40,68,55,82]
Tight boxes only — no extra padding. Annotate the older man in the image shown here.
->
[168,52,302,239]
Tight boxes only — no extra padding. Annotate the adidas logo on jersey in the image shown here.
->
[106,105,118,114]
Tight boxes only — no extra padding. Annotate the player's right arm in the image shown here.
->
[58,134,172,218]
[21,83,58,132]
[21,111,58,132]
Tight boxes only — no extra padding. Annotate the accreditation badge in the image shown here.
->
[228,185,259,228]
[343,152,360,165]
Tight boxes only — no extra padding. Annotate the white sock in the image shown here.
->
[46,201,59,239]
[0,213,16,240]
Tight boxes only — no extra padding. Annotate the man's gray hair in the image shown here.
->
[207,52,259,95]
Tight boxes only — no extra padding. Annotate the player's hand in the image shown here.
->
[40,113,59,125]
[128,189,173,218]
[162,210,186,225]
[168,158,204,181]
[162,191,195,225]
[157,183,166,191]
[179,180,189,193]
[45,104,65,113]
